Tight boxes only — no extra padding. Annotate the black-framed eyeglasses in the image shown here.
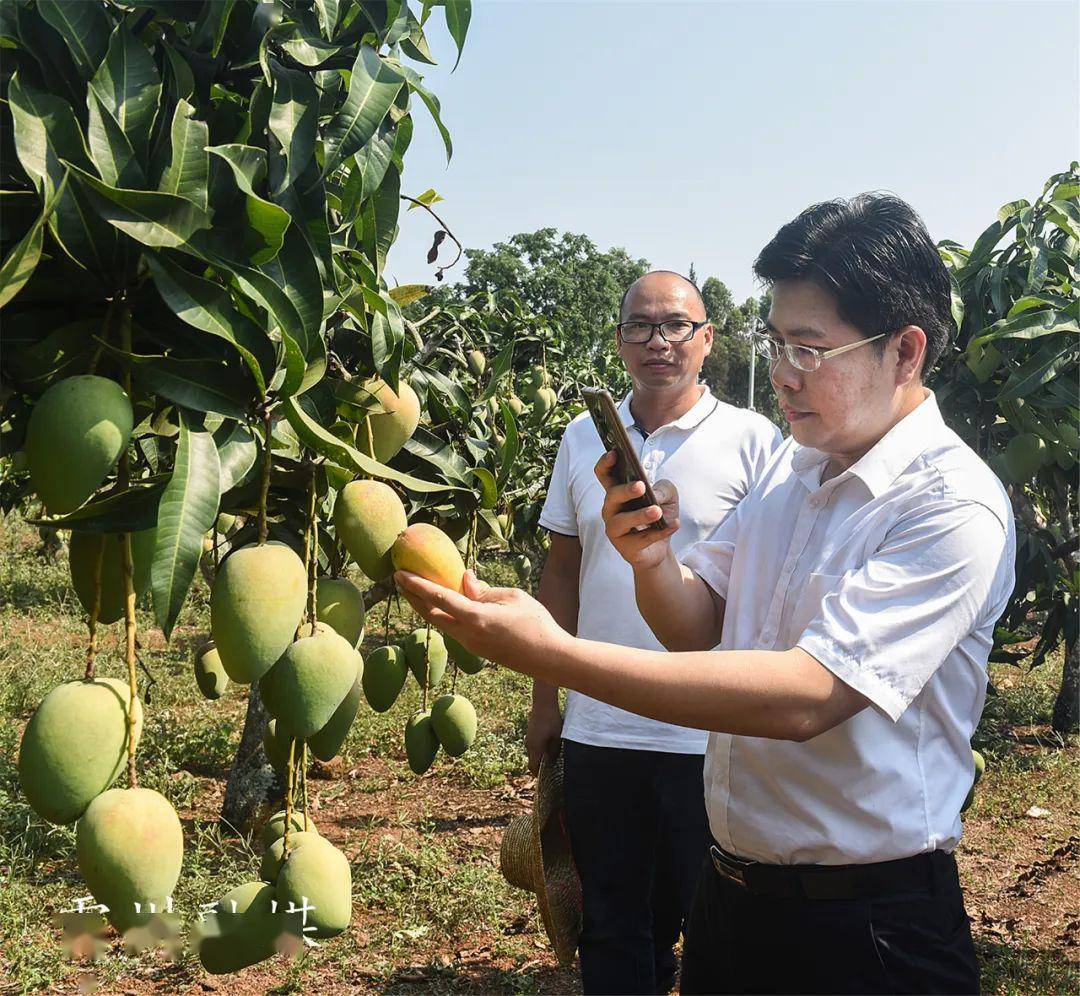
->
[616,319,708,344]
[748,324,891,372]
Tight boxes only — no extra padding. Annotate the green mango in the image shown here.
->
[194,642,229,700]
[402,628,447,690]
[195,881,286,974]
[1003,433,1047,482]
[260,830,322,883]
[277,835,353,939]
[25,375,133,514]
[260,625,361,737]
[259,809,318,851]
[262,718,301,776]
[404,710,439,775]
[334,479,407,582]
[76,787,183,934]
[307,674,364,762]
[468,349,487,376]
[315,577,366,647]
[210,541,307,684]
[362,378,421,463]
[430,694,477,757]
[68,529,156,624]
[19,677,142,825]
[361,645,407,713]
[444,633,485,675]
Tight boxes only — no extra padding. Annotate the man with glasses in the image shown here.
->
[527,269,781,994]
[397,195,1015,994]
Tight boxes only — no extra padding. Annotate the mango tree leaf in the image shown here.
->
[258,220,323,346]
[278,20,343,65]
[314,0,340,38]
[37,0,111,80]
[151,415,221,639]
[468,467,497,509]
[401,424,470,484]
[124,354,252,419]
[414,364,470,414]
[400,8,437,64]
[282,396,463,493]
[322,45,405,175]
[390,60,452,162]
[496,399,520,490]
[26,479,167,532]
[191,0,237,55]
[89,22,161,153]
[214,421,258,493]
[268,62,318,194]
[444,0,470,70]
[998,341,1077,401]
[478,339,515,402]
[159,98,209,210]
[64,162,212,248]
[162,42,195,101]
[273,158,334,284]
[87,91,146,188]
[146,254,273,394]
[207,143,291,263]
[0,171,68,309]
[363,163,400,275]
[978,309,1079,344]
[388,283,430,306]
[407,187,444,210]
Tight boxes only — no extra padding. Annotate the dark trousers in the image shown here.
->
[562,739,709,995]
[680,846,980,995]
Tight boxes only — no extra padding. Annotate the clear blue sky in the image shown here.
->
[386,1,1080,302]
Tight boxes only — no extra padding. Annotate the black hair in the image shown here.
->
[752,193,953,378]
[619,270,707,321]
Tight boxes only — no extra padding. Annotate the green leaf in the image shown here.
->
[37,0,110,79]
[258,221,324,346]
[350,120,395,208]
[151,414,221,640]
[64,162,212,248]
[214,421,258,493]
[0,171,68,309]
[468,467,497,509]
[277,20,344,66]
[478,339,515,403]
[392,61,452,161]
[131,356,253,419]
[314,0,341,38]
[400,8,437,64]
[403,425,470,483]
[162,42,195,101]
[268,62,318,194]
[146,254,273,394]
[207,144,291,263]
[444,0,471,71]
[363,163,400,276]
[27,479,167,533]
[159,99,209,210]
[87,91,146,188]
[282,396,463,493]
[322,45,405,175]
[388,283,431,306]
[407,187,444,210]
[273,158,334,285]
[89,21,161,153]
[998,341,1077,401]
[996,199,1029,225]
[979,309,1079,344]
[496,399,520,490]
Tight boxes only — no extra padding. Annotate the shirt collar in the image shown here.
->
[618,384,716,435]
[790,389,945,497]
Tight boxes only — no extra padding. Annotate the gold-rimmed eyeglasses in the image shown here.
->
[749,327,891,372]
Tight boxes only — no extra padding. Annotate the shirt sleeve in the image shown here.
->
[682,496,743,602]
[538,430,579,537]
[796,500,1010,723]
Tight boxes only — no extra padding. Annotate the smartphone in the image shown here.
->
[581,387,668,530]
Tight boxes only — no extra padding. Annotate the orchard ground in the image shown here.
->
[0,515,1077,996]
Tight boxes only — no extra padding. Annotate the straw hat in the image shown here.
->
[499,753,582,967]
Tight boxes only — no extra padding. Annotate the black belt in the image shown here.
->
[709,842,955,901]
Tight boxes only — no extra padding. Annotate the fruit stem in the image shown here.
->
[300,742,310,826]
[258,408,272,545]
[363,415,375,465]
[382,579,394,640]
[118,304,138,788]
[84,534,106,680]
[422,625,431,712]
[284,735,296,859]
[306,470,318,633]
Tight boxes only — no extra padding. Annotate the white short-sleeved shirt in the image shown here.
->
[540,386,783,754]
[682,390,1016,864]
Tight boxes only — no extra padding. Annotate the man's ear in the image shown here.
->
[702,323,714,357]
[894,325,926,385]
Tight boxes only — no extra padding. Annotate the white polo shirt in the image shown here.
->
[540,386,783,754]
[683,390,1016,864]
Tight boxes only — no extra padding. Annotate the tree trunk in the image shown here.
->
[1052,637,1079,735]
[220,683,276,834]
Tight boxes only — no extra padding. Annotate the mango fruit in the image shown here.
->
[215,512,237,534]
[193,642,229,700]
[527,386,557,425]
[68,529,156,625]
[196,881,286,974]
[362,377,421,463]
[391,523,465,592]
[444,633,485,675]
[527,365,549,390]
[260,829,322,883]
[402,627,447,690]
[404,710,439,775]
[1003,433,1047,483]
[25,375,133,514]
[315,577,366,647]
[277,835,352,939]
[307,674,363,762]
[962,749,986,814]
[334,479,407,582]
[260,624,362,737]
[262,718,300,776]
[210,541,307,684]
[467,350,486,377]
[259,809,318,850]
[430,694,477,757]
[361,645,407,712]
[76,787,183,934]
[19,677,142,825]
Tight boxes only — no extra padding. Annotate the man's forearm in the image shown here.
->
[514,628,863,742]
[633,549,723,651]
[532,545,580,713]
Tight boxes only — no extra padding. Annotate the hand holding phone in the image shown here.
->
[582,388,668,530]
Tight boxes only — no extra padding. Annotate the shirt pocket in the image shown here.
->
[784,571,844,647]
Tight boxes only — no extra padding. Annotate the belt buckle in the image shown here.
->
[710,844,751,888]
